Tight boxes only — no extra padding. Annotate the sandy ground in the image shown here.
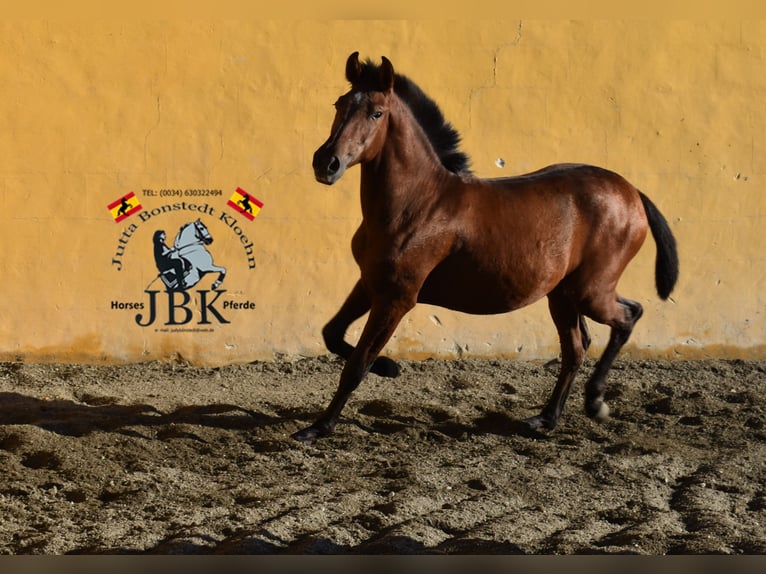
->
[0,356,765,555]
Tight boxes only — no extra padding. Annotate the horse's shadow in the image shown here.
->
[0,391,545,444]
[0,392,283,439]
[346,402,550,441]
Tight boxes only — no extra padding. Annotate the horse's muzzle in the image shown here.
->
[312,146,344,185]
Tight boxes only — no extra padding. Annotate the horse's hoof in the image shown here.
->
[292,424,331,444]
[371,356,400,378]
[587,400,611,422]
[524,414,556,432]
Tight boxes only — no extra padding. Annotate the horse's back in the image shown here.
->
[474,163,645,230]
[482,163,634,194]
[483,162,648,255]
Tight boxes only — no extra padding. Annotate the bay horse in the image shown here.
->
[293,52,679,443]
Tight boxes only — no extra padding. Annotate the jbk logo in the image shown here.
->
[109,211,257,329]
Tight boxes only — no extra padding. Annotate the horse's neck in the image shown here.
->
[360,97,448,220]
[175,226,191,248]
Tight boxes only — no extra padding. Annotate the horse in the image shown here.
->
[166,219,227,290]
[292,52,679,443]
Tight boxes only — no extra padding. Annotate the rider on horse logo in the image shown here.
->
[149,219,227,292]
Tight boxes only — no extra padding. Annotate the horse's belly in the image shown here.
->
[417,261,550,315]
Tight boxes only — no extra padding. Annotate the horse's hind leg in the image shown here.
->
[323,280,400,377]
[579,315,592,352]
[211,268,226,289]
[583,295,643,420]
[526,290,587,431]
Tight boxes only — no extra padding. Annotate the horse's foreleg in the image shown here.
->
[323,280,400,377]
[293,297,412,443]
[583,295,643,420]
[526,291,587,431]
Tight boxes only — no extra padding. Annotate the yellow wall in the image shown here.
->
[1,20,764,365]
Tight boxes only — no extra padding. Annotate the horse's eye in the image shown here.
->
[370,110,383,120]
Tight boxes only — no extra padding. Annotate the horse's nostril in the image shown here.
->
[328,156,341,175]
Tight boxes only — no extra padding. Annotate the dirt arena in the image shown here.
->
[0,356,765,555]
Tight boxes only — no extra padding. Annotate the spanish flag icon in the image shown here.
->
[108,192,142,223]
[227,187,263,221]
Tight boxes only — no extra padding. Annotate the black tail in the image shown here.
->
[639,192,679,300]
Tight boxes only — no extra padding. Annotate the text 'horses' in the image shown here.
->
[293,52,679,443]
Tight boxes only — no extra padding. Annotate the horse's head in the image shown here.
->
[312,52,395,185]
[193,219,213,245]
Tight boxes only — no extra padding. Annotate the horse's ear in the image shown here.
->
[345,51,361,84]
[380,56,395,92]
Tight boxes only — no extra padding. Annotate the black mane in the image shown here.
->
[356,59,472,175]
